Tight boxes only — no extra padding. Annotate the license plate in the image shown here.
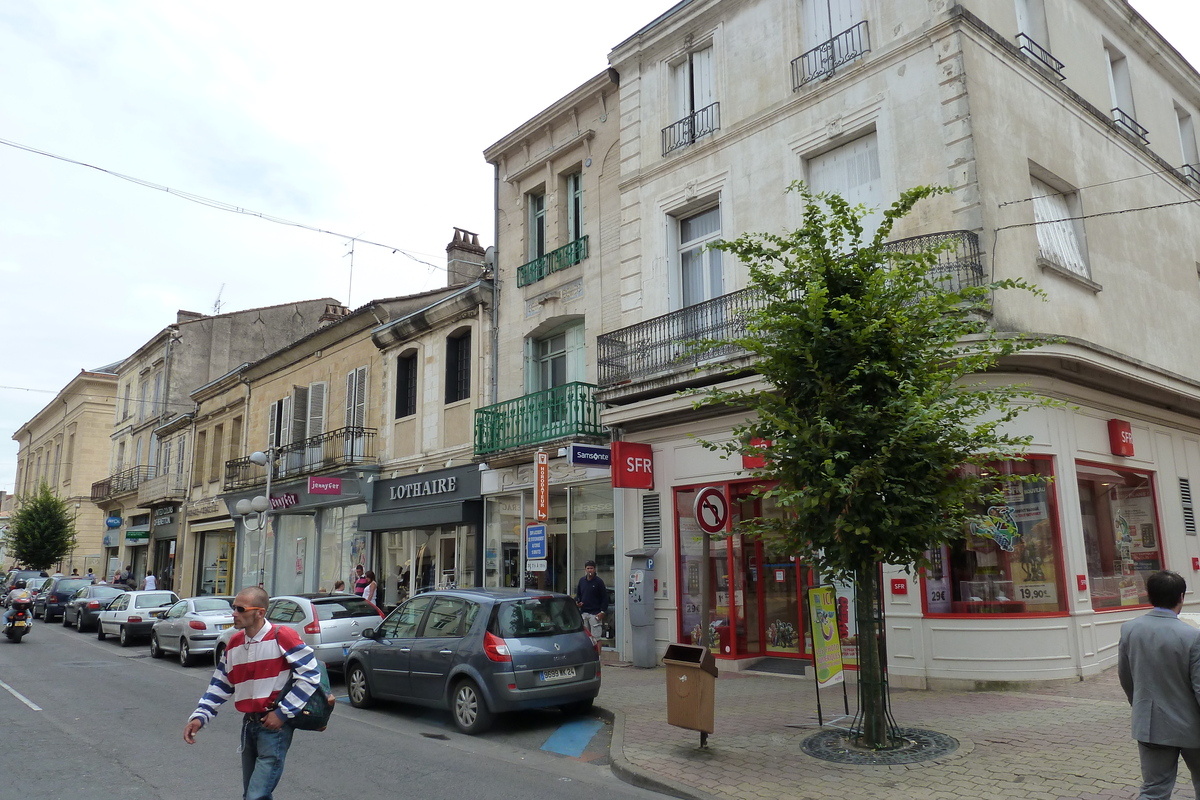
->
[541,667,576,682]
[12,620,25,627]
[218,624,232,630]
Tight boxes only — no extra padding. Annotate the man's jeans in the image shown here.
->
[240,714,295,800]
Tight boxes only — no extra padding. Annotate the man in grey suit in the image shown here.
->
[1119,570,1200,799]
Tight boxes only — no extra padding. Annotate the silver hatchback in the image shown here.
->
[213,593,382,668]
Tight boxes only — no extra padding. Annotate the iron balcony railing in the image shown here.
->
[517,236,589,288]
[223,425,378,491]
[597,230,986,389]
[792,20,870,90]
[662,102,721,156]
[474,382,603,456]
[1113,108,1149,146]
[91,465,155,502]
[1184,164,1200,186]
[1016,33,1064,79]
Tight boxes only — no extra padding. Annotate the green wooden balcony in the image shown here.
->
[516,236,589,288]
[474,382,603,455]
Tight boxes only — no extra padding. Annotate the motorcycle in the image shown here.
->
[5,597,33,642]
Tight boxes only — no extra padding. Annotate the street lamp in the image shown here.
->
[234,449,274,587]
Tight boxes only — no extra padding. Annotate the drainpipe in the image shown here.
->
[491,161,500,408]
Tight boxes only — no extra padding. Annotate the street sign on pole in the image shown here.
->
[694,486,729,534]
[526,523,547,560]
[526,559,548,572]
[536,450,549,521]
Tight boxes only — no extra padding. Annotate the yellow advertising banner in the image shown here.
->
[808,585,844,688]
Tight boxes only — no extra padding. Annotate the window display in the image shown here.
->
[927,457,1066,615]
[1078,462,1161,609]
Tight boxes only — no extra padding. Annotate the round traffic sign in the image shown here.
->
[694,487,729,534]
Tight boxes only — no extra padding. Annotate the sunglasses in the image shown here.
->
[232,605,265,613]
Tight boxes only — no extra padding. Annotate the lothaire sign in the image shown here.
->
[807,585,845,688]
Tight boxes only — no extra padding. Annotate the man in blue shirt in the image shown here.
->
[574,560,608,639]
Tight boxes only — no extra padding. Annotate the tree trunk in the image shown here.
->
[853,562,896,749]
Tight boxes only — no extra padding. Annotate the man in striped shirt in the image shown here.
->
[183,586,320,800]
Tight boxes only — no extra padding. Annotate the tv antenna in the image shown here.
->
[213,283,225,315]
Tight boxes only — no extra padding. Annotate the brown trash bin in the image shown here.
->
[663,643,719,735]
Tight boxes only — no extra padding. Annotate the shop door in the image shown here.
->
[760,540,803,656]
[731,488,805,658]
[437,533,458,589]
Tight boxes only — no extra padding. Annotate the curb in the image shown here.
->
[597,704,721,800]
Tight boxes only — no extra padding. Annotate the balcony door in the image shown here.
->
[527,321,586,438]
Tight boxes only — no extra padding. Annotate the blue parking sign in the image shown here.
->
[526,524,547,559]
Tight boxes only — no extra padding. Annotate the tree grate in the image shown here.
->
[801,727,958,765]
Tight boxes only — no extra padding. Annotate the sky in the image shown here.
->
[0,1,1196,493]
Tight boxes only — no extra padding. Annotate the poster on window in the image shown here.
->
[829,577,858,667]
[1111,485,1160,574]
[924,545,952,613]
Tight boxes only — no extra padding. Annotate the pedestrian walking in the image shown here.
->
[574,560,608,639]
[183,586,321,800]
[86,568,96,583]
[140,571,157,591]
[1118,569,1200,799]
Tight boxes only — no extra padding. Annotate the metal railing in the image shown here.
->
[137,471,188,506]
[90,465,155,501]
[1016,33,1064,79]
[662,102,721,155]
[474,382,603,455]
[517,236,589,287]
[792,20,870,90]
[1183,164,1200,186]
[1113,108,1149,146]
[223,425,378,491]
[597,230,985,389]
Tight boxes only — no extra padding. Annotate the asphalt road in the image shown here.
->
[0,619,658,800]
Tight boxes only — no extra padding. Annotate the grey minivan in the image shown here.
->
[344,588,601,734]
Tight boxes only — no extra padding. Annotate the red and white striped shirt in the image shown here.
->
[190,620,320,724]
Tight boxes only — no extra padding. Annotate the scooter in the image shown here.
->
[5,597,33,642]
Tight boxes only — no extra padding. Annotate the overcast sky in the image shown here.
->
[1,1,1195,493]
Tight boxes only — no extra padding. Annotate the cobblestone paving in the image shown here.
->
[597,663,1193,800]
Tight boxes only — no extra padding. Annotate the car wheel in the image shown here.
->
[560,698,594,716]
[97,623,107,640]
[347,664,374,709]
[451,679,494,735]
[76,613,86,632]
[213,643,225,667]
[150,634,163,659]
[179,639,195,667]
[61,610,70,627]
[118,626,132,647]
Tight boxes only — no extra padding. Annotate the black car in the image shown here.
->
[34,577,93,622]
[1,570,49,606]
[63,584,126,632]
[344,589,601,734]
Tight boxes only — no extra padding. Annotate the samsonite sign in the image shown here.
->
[612,442,654,490]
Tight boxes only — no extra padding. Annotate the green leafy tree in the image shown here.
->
[695,184,1056,749]
[4,482,76,571]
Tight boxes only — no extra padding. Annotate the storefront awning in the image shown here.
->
[188,519,235,533]
[357,500,480,531]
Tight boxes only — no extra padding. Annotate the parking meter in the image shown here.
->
[625,547,658,668]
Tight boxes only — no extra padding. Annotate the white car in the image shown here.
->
[151,596,235,666]
[97,590,179,647]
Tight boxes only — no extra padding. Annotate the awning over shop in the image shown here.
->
[356,500,481,531]
[188,519,235,533]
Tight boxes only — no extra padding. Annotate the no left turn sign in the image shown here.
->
[694,486,729,534]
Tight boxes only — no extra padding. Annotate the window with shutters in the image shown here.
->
[396,351,418,419]
[1105,42,1146,144]
[345,367,368,458]
[279,382,327,472]
[192,431,207,488]
[1030,174,1090,280]
[176,435,187,478]
[152,372,162,418]
[138,381,148,422]
[208,424,224,483]
[566,172,584,243]
[677,205,724,309]
[446,329,471,404]
[528,191,546,261]
[161,440,172,479]
[806,131,884,242]
[527,321,585,394]
[663,45,719,155]
[1014,0,1061,77]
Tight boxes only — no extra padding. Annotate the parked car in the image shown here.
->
[34,577,93,622]
[343,589,601,734]
[151,596,234,666]
[63,584,127,631]
[213,593,382,669]
[1,570,49,606]
[96,590,179,646]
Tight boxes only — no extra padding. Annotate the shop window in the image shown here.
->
[925,457,1066,615]
[1078,462,1162,609]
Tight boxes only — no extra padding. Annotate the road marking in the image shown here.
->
[0,678,42,711]
[540,718,603,758]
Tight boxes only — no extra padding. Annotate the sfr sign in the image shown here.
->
[611,442,654,490]
[1108,419,1134,457]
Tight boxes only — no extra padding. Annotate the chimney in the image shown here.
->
[446,227,487,286]
[318,303,351,327]
[177,310,205,324]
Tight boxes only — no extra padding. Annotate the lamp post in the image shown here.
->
[234,449,274,589]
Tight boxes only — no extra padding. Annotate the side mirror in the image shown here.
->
[360,627,377,640]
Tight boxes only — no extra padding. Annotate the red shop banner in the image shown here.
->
[612,442,654,490]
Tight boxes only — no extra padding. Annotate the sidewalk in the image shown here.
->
[595,661,1174,800]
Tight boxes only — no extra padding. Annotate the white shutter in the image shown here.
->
[345,367,368,428]
[162,441,172,475]
[566,323,587,384]
[808,132,883,241]
[671,59,691,120]
[176,435,186,476]
[691,47,714,110]
[830,0,862,34]
[148,434,158,472]
[268,401,279,449]
[802,0,832,51]
[308,382,327,438]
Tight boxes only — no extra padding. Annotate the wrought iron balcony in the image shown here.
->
[662,102,721,156]
[91,465,155,502]
[137,471,188,507]
[792,20,870,90]
[517,236,589,288]
[474,382,603,456]
[1016,33,1064,79]
[597,230,986,390]
[1112,108,1149,146]
[223,425,378,491]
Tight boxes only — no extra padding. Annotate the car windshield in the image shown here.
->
[56,579,91,593]
[135,592,176,608]
[491,597,584,637]
[313,597,379,620]
[193,598,233,614]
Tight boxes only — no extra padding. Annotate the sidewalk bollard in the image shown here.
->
[662,642,719,747]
